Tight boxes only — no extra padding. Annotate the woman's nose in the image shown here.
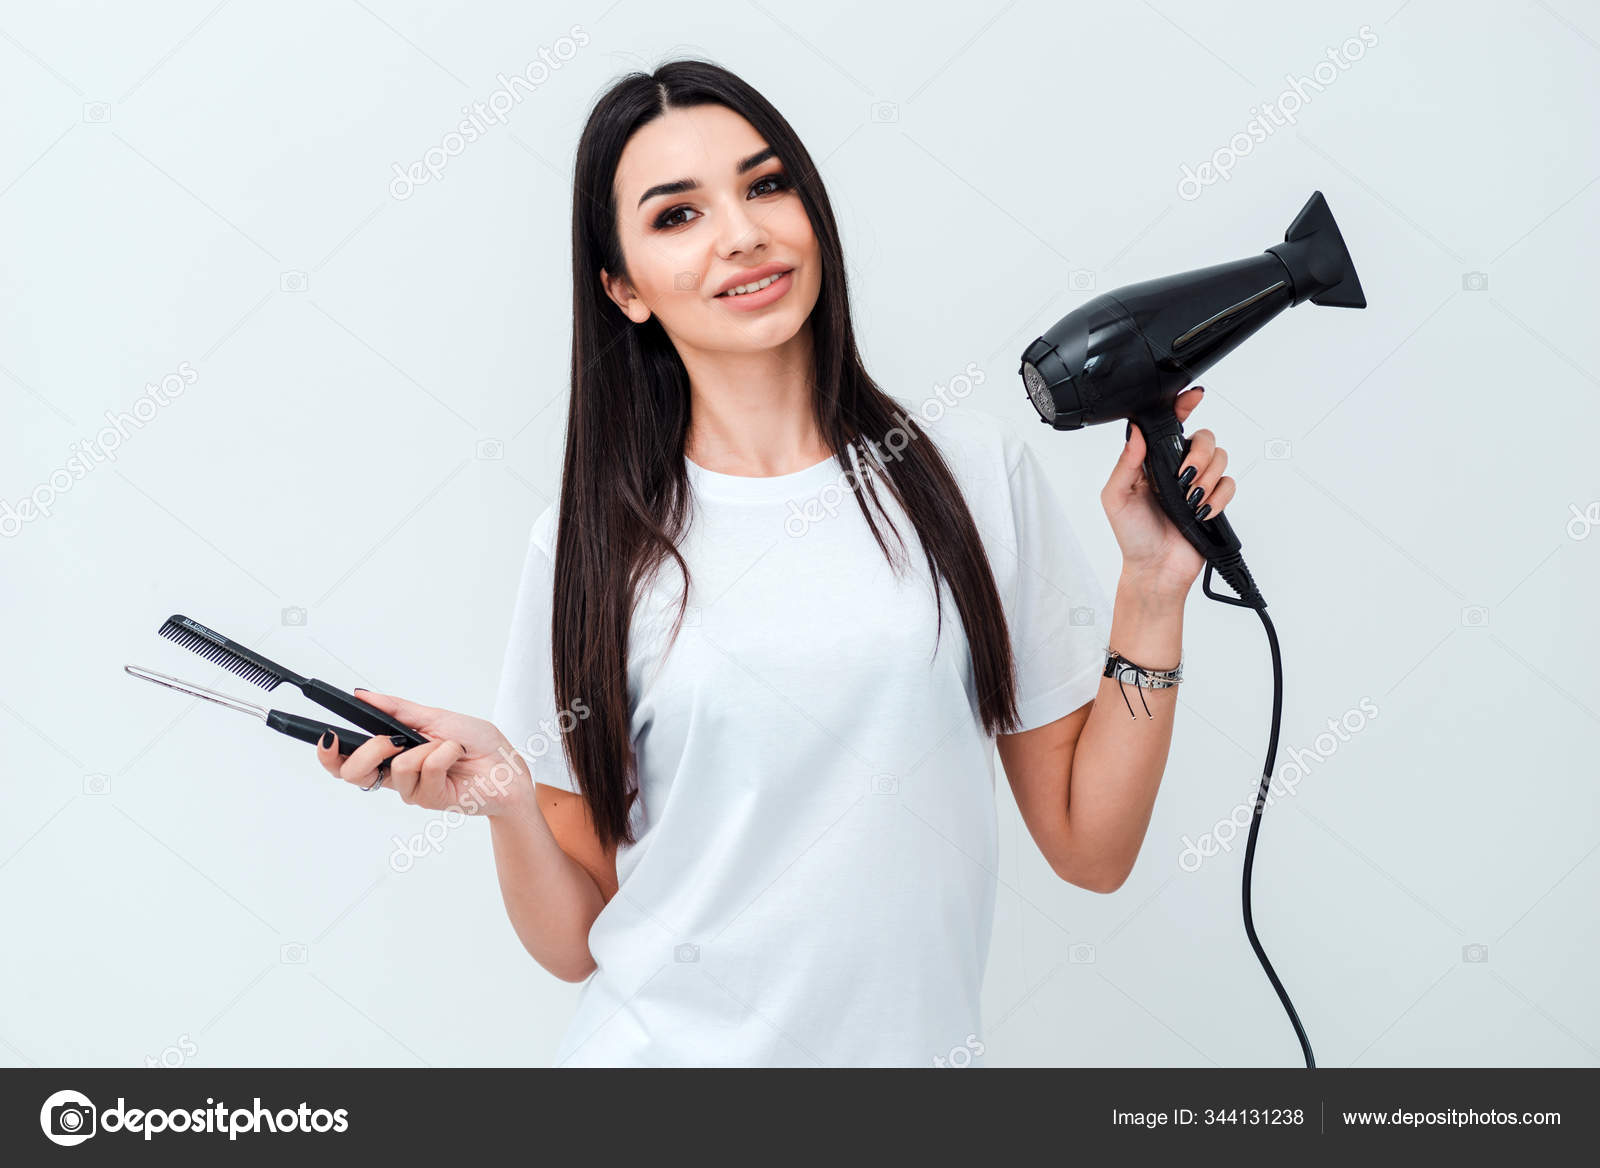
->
[716,195,770,256]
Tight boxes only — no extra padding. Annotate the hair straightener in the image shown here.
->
[124,665,388,756]
[126,614,430,754]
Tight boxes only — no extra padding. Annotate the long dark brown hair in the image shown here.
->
[554,58,1019,850]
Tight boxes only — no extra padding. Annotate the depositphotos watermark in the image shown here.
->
[389,27,589,200]
[388,701,589,872]
[2,360,196,537]
[1567,500,1600,540]
[1178,696,1378,873]
[932,1033,986,1067]
[783,361,986,537]
[39,1089,347,1146]
[1177,25,1378,201]
[144,1032,198,1069]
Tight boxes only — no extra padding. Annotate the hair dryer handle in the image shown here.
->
[1133,411,1265,608]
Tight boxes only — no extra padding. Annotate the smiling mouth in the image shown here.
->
[715,269,794,298]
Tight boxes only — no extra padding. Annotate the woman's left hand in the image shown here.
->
[1100,386,1234,599]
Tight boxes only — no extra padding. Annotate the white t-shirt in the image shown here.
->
[491,404,1112,1067]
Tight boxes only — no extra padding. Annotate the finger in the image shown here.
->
[338,734,408,786]
[1184,446,1229,511]
[314,729,377,778]
[315,729,346,777]
[350,688,436,732]
[1195,475,1235,521]
[385,738,453,803]
[1173,385,1206,425]
[415,740,466,808]
[1105,418,1149,498]
[1176,428,1216,487]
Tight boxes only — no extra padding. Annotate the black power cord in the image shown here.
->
[1202,562,1315,1068]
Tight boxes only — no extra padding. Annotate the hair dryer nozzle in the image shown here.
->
[1265,190,1366,309]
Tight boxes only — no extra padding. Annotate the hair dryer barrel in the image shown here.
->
[1019,191,1365,431]
[1017,190,1367,611]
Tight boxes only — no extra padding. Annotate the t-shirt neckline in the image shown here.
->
[684,449,846,502]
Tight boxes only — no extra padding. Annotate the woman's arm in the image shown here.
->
[315,689,619,982]
[997,569,1182,893]
[999,388,1230,892]
[488,782,618,981]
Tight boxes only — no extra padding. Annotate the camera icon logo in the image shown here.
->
[870,101,899,123]
[476,438,504,460]
[1264,439,1292,461]
[1068,943,1096,964]
[279,271,308,293]
[280,942,308,964]
[1461,606,1489,628]
[673,271,700,291]
[674,943,699,963]
[870,773,899,795]
[83,772,110,795]
[1461,943,1489,963]
[82,102,111,124]
[1069,606,1096,627]
[1068,269,1096,292]
[1461,271,1488,292]
[40,1089,97,1146]
[281,605,307,626]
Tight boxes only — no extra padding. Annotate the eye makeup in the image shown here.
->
[651,170,791,231]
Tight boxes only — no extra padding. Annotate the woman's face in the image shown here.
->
[602,103,822,355]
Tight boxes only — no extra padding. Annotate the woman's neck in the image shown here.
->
[680,322,830,476]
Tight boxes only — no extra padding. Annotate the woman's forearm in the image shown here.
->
[1060,570,1187,890]
[487,788,607,981]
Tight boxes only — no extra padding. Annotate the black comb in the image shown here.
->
[157,614,429,748]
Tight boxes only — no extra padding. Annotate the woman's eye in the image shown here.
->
[751,171,789,196]
[652,172,789,230]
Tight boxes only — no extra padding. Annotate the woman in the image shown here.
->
[316,59,1232,1067]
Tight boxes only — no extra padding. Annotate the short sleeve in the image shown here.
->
[1003,440,1114,733]
[491,520,582,794]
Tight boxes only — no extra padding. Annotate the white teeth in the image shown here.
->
[719,271,787,297]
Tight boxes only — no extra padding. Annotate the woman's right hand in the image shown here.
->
[314,688,533,818]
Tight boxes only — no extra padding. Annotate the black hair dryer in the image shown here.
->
[1019,191,1366,609]
[1018,191,1367,1068]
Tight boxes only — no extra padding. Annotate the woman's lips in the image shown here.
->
[713,268,794,311]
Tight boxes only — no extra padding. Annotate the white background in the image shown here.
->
[2,0,1597,1067]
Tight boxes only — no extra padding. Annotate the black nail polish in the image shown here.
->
[1195,504,1212,520]
[318,730,333,749]
[1124,420,1132,440]
[1188,485,1205,507]
[1178,466,1197,488]
[389,734,410,748]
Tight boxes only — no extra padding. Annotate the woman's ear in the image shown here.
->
[600,267,650,324]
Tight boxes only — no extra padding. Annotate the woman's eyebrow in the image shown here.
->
[635,146,778,209]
